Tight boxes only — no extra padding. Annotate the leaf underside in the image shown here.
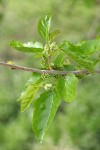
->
[18,73,42,112]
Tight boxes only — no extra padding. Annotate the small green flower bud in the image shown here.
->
[44,84,52,90]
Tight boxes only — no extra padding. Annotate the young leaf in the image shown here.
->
[54,52,65,68]
[37,13,52,40]
[18,73,42,112]
[57,74,78,102]
[32,89,60,142]
[80,39,100,55]
[49,30,60,42]
[59,41,94,71]
[10,41,43,53]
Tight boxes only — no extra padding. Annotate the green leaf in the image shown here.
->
[18,73,42,112]
[54,52,65,68]
[32,89,60,142]
[63,64,76,71]
[57,74,78,102]
[49,30,60,41]
[59,41,94,71]
[80,39,100,55]
[37,13,52,40]
[10,41,43,53]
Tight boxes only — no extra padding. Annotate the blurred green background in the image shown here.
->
[0,0,100,150]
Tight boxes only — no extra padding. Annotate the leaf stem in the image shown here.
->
[47,44,52,70]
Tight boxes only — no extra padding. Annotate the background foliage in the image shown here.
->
[0,0,100,150]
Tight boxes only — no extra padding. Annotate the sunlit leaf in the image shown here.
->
[10,41,43,53]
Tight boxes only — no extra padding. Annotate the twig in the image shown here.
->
[0,61,100,75]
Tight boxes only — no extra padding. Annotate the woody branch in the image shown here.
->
[0,61,100,75]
